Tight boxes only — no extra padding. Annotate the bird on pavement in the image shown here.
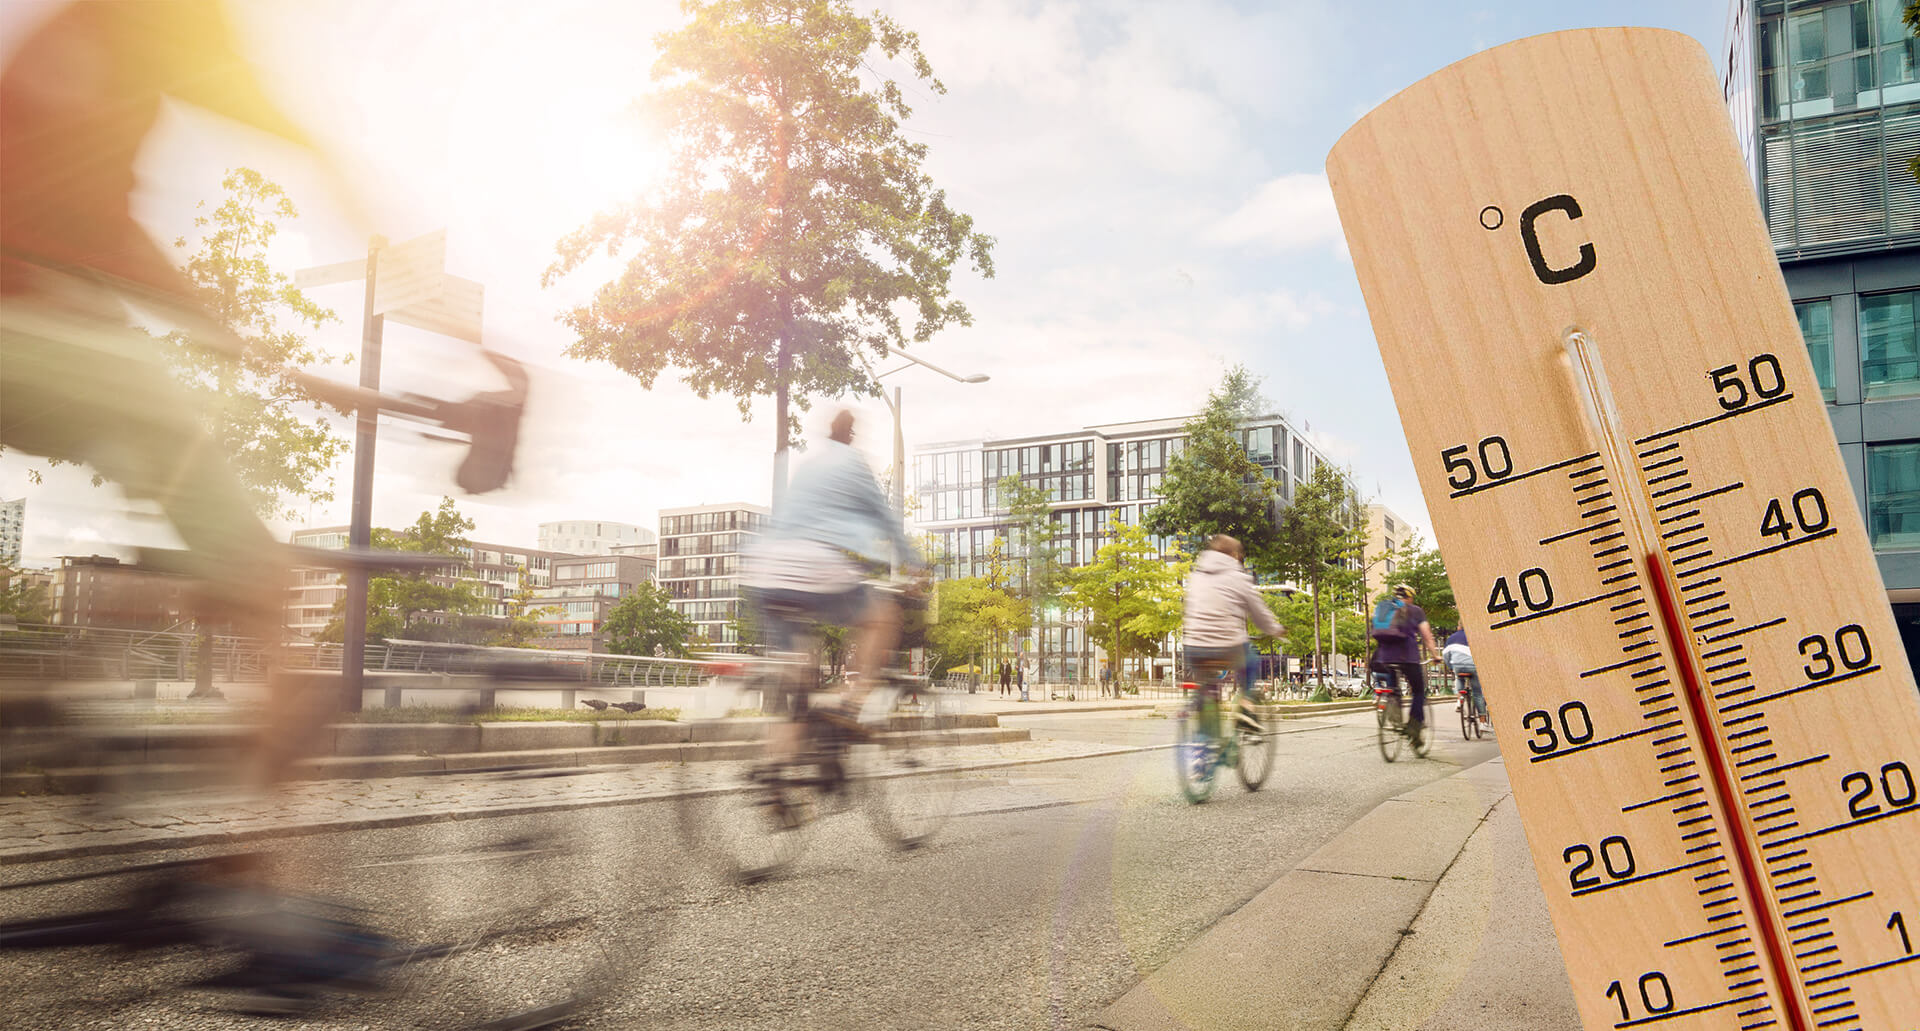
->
[612,701,647,713]
[580,699,609,711]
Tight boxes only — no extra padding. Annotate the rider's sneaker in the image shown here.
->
[1406,716,1425,741]
[1235,701,1263,729]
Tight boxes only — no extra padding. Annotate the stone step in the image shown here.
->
[0,724,1033,794]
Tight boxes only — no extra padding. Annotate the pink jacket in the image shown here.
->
[1182,549,1284,647]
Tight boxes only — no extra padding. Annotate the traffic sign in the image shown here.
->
[292,257,366,290]
[387,274,483,344]
[372,228,447,314]
[1329,28,1919,1031]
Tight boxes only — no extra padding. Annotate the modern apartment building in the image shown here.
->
[913,413,1353,679]
[51,555,189,630]
[537,520,654,557]
[1361,503,1414,605]
[285,526,569,639]
[0,497,22,568]
[657,503,769,651]
[1725,0,1920,667]
[534,553,657,650]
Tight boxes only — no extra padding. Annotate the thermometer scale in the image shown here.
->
[1328,28,1920,1030]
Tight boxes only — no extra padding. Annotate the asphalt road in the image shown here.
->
[1,709,1499,1030]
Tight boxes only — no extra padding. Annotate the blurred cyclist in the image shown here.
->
[1181,534,1284,725]
[1374,584,1441,738]
[1,0,346,648]
[741,408,922,732]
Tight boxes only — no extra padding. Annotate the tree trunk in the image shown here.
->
[772,286,794,508]
[1310,579,1325,693]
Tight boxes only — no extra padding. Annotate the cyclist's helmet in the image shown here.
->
[1392,583,1414,599]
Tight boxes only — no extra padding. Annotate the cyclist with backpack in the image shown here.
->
[1182,535,1285,724]
[1369,584,1441,738]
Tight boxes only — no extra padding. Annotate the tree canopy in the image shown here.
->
[1064,523,1185,680]
[601,582,693,657]
[1381,533,1457,635]
[925,575,1023,675]
[1144,366,1279,568]
[166,168,348,519]
[544,0,994,464]
[319,499,489,643]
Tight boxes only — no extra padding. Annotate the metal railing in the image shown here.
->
[0,625,710,687]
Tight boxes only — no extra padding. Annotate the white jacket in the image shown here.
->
[1182,549,1284,647]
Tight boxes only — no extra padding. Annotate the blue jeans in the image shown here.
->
[1186,644,1258,702]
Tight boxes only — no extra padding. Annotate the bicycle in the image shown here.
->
[1456,670,1486,740]
[1174,660,1274,804]
[1374,670,1431,762]
[674,645,962,883]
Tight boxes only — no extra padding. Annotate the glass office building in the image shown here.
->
[1727,0,1920,670]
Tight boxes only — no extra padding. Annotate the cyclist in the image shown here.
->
[741,408,921,734]
[1181,534,1284,724]
[1443,628,1486,726]
[1374,584,1441,739]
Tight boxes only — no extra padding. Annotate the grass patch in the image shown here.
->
[342,705,681,724]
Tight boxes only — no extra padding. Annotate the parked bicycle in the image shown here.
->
[1374,670,1431,762]
[674,638,962,883]
[1174,660,1274,804]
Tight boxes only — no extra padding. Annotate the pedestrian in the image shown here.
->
[1018,656,1031,703]
[999,661,1011,697]
[1100,664,1113,698]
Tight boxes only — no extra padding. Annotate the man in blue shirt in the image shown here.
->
[742,409,920,724]
[1376,585,1441,738]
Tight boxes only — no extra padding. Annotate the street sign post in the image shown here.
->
[1329,29,1919,1031]
[293,231,481,708]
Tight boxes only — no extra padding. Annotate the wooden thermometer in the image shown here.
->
[1328,28,1920,1031]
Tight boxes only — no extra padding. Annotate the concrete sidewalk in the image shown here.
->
[1094,758,1578,1031]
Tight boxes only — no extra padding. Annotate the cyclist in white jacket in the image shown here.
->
[1182,535,1285,719]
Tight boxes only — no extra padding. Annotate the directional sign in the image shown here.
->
[292,257,367,290]
[1328,28,1919,1031]
[372,229,447,315]
[387,274,482,344]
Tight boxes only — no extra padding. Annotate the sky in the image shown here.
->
[0,0,1727,567]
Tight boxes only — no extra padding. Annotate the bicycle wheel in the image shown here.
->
[1411,711,1433,758]
[1377,696,1404,763]
[1459,697,1473,741]
[1175,693,1220,803]
[673,669,814,883]
[858,679,960,850]
[1234,708,1273,792]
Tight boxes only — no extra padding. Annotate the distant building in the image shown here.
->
[1723,0,1920,667]
[51,555,189,630]
[537,520,654,557]
[534,553,658,650]
[285,526,568,640]
[0,497,23,568]
[657,503,770,651]
[913,413,1357,680]
[1361,503,1413,604]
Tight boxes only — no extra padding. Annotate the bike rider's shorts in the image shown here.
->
[1184,643,1249,690]
[745,584,872,652]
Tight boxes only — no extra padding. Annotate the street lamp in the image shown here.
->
[870,348,991,522]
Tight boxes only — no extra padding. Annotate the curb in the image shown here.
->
[1096,758,1512,1031]
[0,742,1174,867]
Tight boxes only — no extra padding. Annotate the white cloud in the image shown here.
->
[1205,173,1346,256]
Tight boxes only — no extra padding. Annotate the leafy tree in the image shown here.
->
[0,577,53,624]
[601,582,693,657]
[1064,523,1185,682]
[319,499,488,642]
[490,574,561,648]
[1263,592,1366,669]
[1145,366,1280,566]
[1001,476,1067,681]
[1271,462,1365,692]
[925,576,1022,679]
[163,168,348,519]
[1379,533,1457,637]
[544,0,994,485]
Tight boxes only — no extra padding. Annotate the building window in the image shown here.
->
[1867,442,1920,548]
[1795,299,1836,398]
[1859,290,1920,397]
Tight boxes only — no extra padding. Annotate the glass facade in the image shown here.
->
[1858,289,1920,396]
[1755,0,1920,251]
[1796,298,1837,395]
[1867,441,1920,547]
